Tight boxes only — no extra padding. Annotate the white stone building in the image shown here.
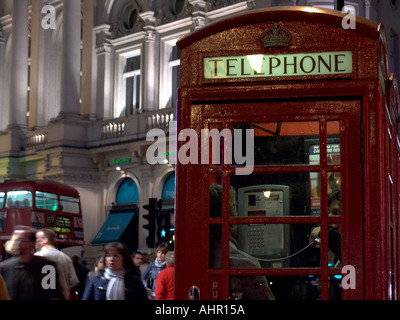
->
[0,0,398,258]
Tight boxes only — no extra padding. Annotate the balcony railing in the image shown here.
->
[25,130,48,149]
[23,108,176,150]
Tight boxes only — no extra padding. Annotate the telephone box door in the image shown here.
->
[175,98,363,300]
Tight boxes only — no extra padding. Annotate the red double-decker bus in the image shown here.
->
[0,180,84,260]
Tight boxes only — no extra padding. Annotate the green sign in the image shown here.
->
[114,158,132,165]
[204,51,352,79]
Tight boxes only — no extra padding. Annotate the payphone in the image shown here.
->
[237,185,290,267]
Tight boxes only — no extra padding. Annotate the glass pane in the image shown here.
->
[125,77,134,115]
[60,196,80,214]
[230,275,320,300]
[6,191,33,208]
[231,224,321,269]
[310,172,321,215]
[308,223,342,268]
[327,121,340,165]
[209,176,223,218]
[125,56,140,72]
[170,45,180,61]
[232,121,320,166]
[231,173,320,217]
[35,191,57,211]
[172,65,180,107]
[203,124,225,167]
[329,275,342,300]
[328,223,342,268]
[0,192,5,208]
[328,172,341,216]
[209,225,222,269]
[135,75,140,109]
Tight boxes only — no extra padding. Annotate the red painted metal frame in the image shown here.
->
[175,7,399,300]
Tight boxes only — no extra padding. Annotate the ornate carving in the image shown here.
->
[261,23,292,48]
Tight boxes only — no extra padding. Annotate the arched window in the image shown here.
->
[162,173,175,200]
[116,178,139,204]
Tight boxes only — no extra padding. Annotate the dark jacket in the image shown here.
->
[141,260,166,296]
[0,256,63,300]
[81,272,147,300]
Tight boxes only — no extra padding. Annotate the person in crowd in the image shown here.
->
[3,225,28,257]
[131,251,144,276]
[0,227,63,300]
[209,184,275,300]
[35,228,79,300]
[87,254,105,283]
[155,251,174,300]
[71,255,89,300]
[0,274,9,300]
[141,242,170,300]
[82,242,147,300]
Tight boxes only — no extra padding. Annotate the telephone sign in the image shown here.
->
[204,51,353,79]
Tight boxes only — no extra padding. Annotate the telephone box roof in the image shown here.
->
[177,6,381,50]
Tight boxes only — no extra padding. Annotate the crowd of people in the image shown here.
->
[0,225,174,301]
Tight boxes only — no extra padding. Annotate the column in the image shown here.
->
[81,0,97,120]
[140,11,158,111]
[8,0,29,130]
[94,24,112,119]
[59,0,81,118]
[28,0,41,130]
[0,24,10,131]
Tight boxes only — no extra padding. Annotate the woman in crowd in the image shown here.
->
[82,242,147,300]
[141,242,170,300]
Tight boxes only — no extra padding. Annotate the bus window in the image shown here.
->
[60,196,80,214]
[35,191,57,211]
[6,191,32,208]
[0,192,4,208]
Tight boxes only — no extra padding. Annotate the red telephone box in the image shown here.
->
[175,7,400,300]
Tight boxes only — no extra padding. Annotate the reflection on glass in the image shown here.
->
[209,225,222,269]
[209,175,223,218]
[231,276,321,300]
[232,121,320,166]
[328,172,341,205]
[308,223,342,269]
[232,224,320,269]
[327,121,340,165]
[310,172,321,215]
[329,275,342,300]
[205,123,224,167]
[328,223,342,268]
[231,173,320,216]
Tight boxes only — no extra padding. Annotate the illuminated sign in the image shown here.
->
[114,158,132,165]
[204,51,352,79]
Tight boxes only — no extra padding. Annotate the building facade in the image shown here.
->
[0,0,399,258]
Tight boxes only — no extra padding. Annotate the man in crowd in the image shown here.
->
[35,228,79,300]
[0,226,63,300]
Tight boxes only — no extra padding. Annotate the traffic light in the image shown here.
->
[143,198,157,248]
[156,212,171,245]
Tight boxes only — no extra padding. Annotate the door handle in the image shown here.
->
[188,285,200,300]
